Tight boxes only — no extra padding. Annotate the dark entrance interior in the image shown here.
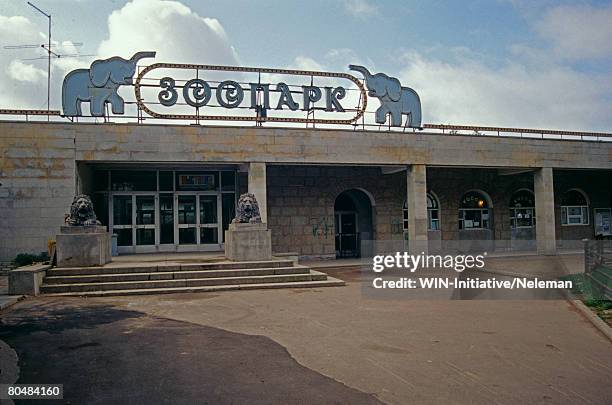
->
[334,189,373,258]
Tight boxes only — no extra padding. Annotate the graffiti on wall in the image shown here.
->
[312,217,332,239]
[390,218,403,234]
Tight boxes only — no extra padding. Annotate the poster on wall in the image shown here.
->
[595,208,612,236]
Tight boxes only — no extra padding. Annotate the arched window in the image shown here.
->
[561,189,589,225]
[403,192,440,231]
[459,190,491,230]
[510,189,535,228]
[427,193,440,230]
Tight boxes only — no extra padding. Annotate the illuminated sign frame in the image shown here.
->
[134,63,368,125]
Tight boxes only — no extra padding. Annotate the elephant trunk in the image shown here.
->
[129,51,156,65]
[348,64,372,81]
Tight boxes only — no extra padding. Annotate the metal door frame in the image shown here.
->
[175,192,223,251]
[110,192,158,254]
[335,210,359,258]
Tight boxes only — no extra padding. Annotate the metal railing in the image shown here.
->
[584,239,612,274]
[583,239,612,300]
[1,108,612,143]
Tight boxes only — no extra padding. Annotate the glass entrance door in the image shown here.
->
[106,169,235,253]
[112,194,157,253]
[178,195,197,244]
[199,195,219,244]
[176,194,221,248]
[112,195,133,248]
[135,196,156,246]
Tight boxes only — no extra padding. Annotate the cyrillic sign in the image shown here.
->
[134,63,367,125]
[61,51,422,128]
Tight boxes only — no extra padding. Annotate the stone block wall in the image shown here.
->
[267,165,612,257]
[0,120,609,261]
[0,123,75,261]
[267,166,407,258]
[267,166,549,256]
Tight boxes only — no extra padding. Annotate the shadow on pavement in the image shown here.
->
[1,299,381,404]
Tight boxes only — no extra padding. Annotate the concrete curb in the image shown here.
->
[0,295,25,312]
[568,299,612,343]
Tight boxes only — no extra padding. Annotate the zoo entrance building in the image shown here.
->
[0,119,611,265]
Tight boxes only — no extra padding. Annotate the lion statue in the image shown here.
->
[232,193,262,224]
[65,194,101,226]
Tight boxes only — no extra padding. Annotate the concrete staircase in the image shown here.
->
[40,259,344,296]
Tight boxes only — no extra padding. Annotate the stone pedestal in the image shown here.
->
[225,222,272,261]
[56,225,111,267]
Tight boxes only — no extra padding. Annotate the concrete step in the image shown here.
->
[48,260,295,276]
[44,266,310,284]
[41,270,330,294]
[41,276,346,297]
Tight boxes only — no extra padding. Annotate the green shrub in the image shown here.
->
[584,299,612,311]
[12,252,50,267]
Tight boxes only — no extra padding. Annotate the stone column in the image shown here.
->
[406,165,428,254]
[534,167,556,255]
[248,162,267,224]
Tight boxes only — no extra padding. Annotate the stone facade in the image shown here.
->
[266,166,611,257]
[0,121,611,261]
[267,166,405,258]
[0,123,75,261]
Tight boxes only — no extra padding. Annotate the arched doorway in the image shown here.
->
[334,189,373,258]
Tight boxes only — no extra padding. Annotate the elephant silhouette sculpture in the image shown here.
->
[349,65,422,128]
[62,51,156,116]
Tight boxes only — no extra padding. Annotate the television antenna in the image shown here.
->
[28,2,51,118]
[3,2,93,119]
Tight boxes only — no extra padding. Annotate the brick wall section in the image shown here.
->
[0,123,76,261]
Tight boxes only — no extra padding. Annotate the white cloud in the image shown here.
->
[289,56,326,72]
[398,51,612,132]
[0,0,238,113]
[342,0,379,18]
[7,60,46,83]
[536,4,612,60]
[97,0,238,65]
[0,15,50,109]
[0,14,90,110]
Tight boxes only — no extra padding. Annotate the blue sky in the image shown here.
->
[1,0,611,131]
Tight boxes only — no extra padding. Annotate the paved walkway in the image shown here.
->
[1,255,610,404]
[0,298,379,404]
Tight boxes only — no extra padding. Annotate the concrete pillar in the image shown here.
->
[248,162,267,224]
[406,165,428,254]
[534,167,556,255]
